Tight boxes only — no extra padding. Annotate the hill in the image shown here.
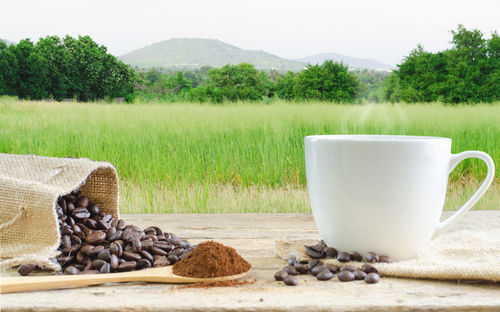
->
[119,38,305,71]
[296,53,394,70]
[0,38,14,46]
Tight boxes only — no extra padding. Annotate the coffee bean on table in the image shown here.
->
[311,265,324,276]
[283,265,299,276]
[337,251,351,262]
[294,262,308,274]
[149,246,167,256]
[140,250,154,262]
[365,252,379,263]
[88,203,100,215]
[325,247,338,258]
[361,263,379,274]
[349,251,362,262]
[92,259,106,270]
[354,270,367,280]
[100,263,111,274]
[73,208,90,219]
[110,254,119,271]
[18,264,35,276]
[132,239,142,252]
[379,255,393,263]
[338,270,355,282]
[167,254,179,264]
[153,256,170,267]
[365,272,380,284]
[283,275,298,286]
[316,268,334,281]
[97,249,111,262]
[274,270,288,281]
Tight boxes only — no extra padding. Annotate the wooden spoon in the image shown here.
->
[0,265,251,293]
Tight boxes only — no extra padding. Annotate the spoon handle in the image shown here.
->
[1,271,145,293]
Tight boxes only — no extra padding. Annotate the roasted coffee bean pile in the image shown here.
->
[18,190,193,276]
[275,240,390,286]
[305,240,392,263]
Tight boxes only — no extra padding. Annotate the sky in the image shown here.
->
[1,0,499,66]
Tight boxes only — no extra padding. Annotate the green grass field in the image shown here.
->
[1,98,499,213]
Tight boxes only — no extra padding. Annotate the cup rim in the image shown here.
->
[304,134,451,142]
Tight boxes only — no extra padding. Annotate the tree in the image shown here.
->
[293,60,358,102]
[0,41,18,95]
[275,71,295,100]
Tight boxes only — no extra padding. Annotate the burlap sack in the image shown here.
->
[0,153,119,271]
[276,228,500,282]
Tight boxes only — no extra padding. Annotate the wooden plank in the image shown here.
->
[2,211,500,311]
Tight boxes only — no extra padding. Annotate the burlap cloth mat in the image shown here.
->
[276,228,500,282]
[0,153,119,271]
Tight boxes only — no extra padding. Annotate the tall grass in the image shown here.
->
[1,98,498,212]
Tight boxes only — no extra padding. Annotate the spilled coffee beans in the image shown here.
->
[275,240,389,286]
[18,190,193,276]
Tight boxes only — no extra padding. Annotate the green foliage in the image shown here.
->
[386,25,500,103]
[0,35,136,101]
[274,71,295,100]
[293,60,359,102]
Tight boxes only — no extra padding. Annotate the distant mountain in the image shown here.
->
[296,53,394,70]
[119,38,305,71]
[0,38,14,46]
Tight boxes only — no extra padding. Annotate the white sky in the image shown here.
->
[1,0,499,66]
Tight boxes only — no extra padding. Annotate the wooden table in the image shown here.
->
[2,211,500,311]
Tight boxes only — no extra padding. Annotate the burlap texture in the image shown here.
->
[276,228,500,282]
[0,153,119,271]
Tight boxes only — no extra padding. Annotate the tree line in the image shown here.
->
[1,25,498,104]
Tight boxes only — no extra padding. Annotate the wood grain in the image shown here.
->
[1,211,500,311]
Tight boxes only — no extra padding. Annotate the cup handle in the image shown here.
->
[432,151,495,239]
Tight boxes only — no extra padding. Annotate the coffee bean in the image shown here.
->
[70,234,81,245]
[365,252,379,263]
[311,265,324,276]
[337,251,351,262]
[110,254,119,271]
[88,245,104,257]
[61,224,72,235]
[140,250,154,262]
[325,247,338,258]
[294,262,308,274]
[76,251,87,264]
[116,219,126,230]
[361,264,378,274]
[305,246,324,259]
[283,264,299,275]
[274,270,288,281]
[61,235,71,249]
[86,230,106,245]
[108,229,123,241]
[102,214,113,223]
[18,264,35,276]
[97,220,110,230]
[353,270,366,280]
[67,202,75,214]
[97,249,111,262]
[132,239,142,252]
[110,242,123,257]
[141,239,154,249]
[100,263,111,274]
[308,259,321,269]
[283,275,298,286]
[317,268,334,281]
[73,207,90,219]
[150,246,167,256]
[88,204,99,215]
[65,266,80,275]
[117,261,136,272]
[340,265,356,272]
[77,196,89,208]
[85,218,98,229]
[379,255,393,263]
[349,251,362,262]
[80,244,94,256]
[365,272,380,284]
[136,259,152,269]
[167,254,179,264]
[92,259,106,270]
[72,224,82,235]
[338,270,355,282]
[123,251,142,262]
[153,256,170,267]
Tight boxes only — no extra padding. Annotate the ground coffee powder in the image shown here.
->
[173,241,251,278]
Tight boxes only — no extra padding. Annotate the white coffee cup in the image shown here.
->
[305,135,495,260]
